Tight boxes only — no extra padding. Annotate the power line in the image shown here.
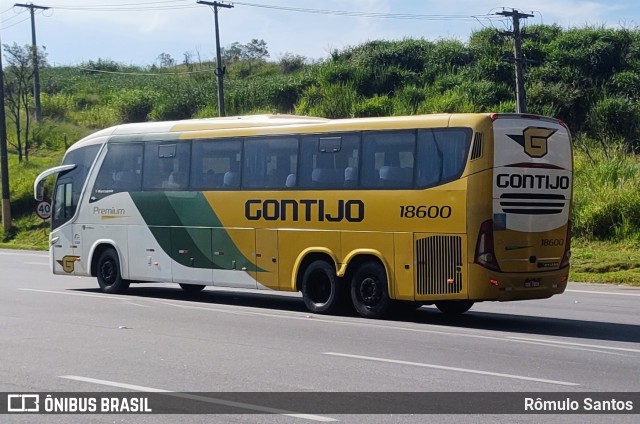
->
[53,0,190,6]
[0,7,29,25]
[77,66,216,76]
[52,5,198,12]
[30,0,504,21]
[45,1,198,12]
[1,6,17,15]
[232,1,503,21]
[0,14,32,29]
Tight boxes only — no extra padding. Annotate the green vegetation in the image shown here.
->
[572,240,640,286]
[573,143,640,241]
[1,26,640,285]
[0,152,61,249]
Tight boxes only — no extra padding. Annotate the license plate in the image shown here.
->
[524,279,540,288]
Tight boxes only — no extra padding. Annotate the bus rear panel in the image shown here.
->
[468,114,572,301]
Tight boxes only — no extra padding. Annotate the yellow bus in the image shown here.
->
[34,113,573,318]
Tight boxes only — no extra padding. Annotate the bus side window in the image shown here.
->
[416,128,472,187]
[299,133,360,189]
[434,128,472,181]
[362,131,415,188]
[243,136,298,189]
[191,139,242,190]
[93,143,143,200]
[143,142,191,190]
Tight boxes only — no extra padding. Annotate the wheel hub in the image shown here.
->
[359,276,381,305]
[310,273,331,304]
[101,261,115,285]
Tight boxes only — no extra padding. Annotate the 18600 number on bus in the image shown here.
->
[400,205,452,219]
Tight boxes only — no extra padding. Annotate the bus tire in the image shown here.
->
[435,300,474,315]
[301,260,346,315]
[179,283,206,293]
[96,248,130,294]
[350,261,392,319]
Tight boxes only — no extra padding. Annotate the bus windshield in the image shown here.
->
[51,145,100,229]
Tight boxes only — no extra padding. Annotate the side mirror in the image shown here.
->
[35,180,45,201]
[34,164,76,201]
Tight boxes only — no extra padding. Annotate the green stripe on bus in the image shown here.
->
[130,191,259,272]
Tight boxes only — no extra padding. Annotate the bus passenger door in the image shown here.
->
[211,228,257,288]
[50,177,82,275]
[255,229,279,290]
[51,224,79,275]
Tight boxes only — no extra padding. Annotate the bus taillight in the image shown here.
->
[475,219,501,272]
[560,220,572,268]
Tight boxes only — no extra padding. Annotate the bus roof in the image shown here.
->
[68,113,558,151]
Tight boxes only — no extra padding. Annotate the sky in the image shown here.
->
[0,0,637,67]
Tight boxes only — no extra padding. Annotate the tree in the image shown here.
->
[222,39,270,63]
[244,38,269,60]
[2,43,46,162]
[156,52,176,68]
[183,51,194,72]
[279,53,307,74]
[222,42,243,64]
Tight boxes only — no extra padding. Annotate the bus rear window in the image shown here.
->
[359,128,471,189]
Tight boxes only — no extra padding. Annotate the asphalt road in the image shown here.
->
[1,248,639,423]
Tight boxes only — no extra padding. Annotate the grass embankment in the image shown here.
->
[0,151,61,250]
[571,240,640,285]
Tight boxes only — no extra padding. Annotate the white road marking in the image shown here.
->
[507,337,640,353]
[146,298,305,318]
[60,375,335,422]
[18,289,147,308]
[19,288,115,299]
[0,251,48,258]
[505,339,630,357]
[323,352,579,387]
[566,289,640,297]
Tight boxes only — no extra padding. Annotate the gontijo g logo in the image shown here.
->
[507,127,557,158]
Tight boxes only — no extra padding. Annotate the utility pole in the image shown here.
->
[0,30,12,232]
[197,1,233,117]
[496,8,533,113]
[15,2,49,123]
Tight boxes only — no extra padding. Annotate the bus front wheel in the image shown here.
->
[301,260,346,315]
[350,261,392,319]
[435,300,474,315]
[96,248,130,294]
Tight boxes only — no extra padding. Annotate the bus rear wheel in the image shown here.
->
[301,260,346,315]
[435,300,474,315]
[179,284,206,293]
[96,248,130,294]
[350,261,392,319]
